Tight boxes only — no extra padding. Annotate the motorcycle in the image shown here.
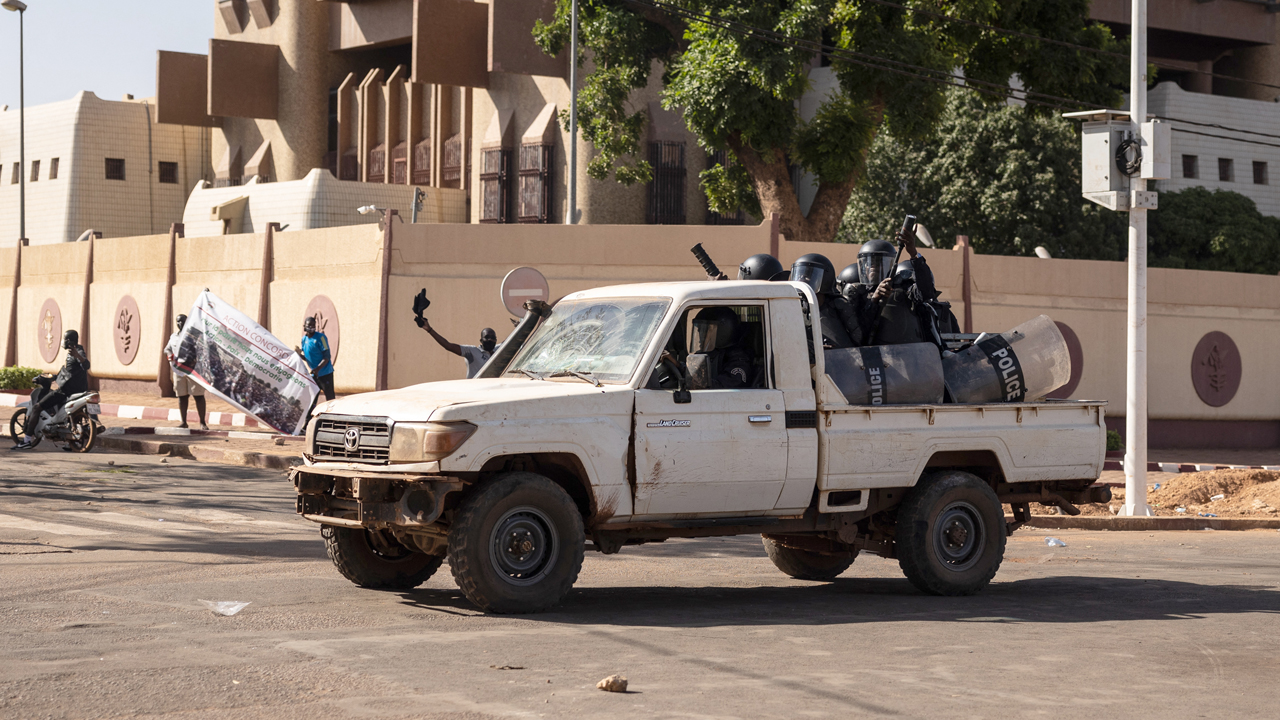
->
[8,376,100,453]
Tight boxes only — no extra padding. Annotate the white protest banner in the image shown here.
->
[165,290,319,435]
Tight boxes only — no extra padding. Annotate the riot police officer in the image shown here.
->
[856,228,941,345]
[791,253,864,349]
[707,253,790,282]
[686,307,754,389]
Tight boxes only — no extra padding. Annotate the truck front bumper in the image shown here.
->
[291,466,465,530]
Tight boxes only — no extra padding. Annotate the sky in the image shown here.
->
[0,1,211,109]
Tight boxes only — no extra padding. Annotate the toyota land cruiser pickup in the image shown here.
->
[291,281,1108,613]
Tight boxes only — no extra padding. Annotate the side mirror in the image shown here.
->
[661,355,692,404]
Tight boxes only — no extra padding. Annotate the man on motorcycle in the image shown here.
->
[13,330,90,450]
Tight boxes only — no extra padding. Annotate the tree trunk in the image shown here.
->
[728,104,882,244]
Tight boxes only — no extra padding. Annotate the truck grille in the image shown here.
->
[313,414,393,463]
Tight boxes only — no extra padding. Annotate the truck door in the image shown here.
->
[632,303,789,517]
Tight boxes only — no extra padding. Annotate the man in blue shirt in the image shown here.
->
[297,316,335,403]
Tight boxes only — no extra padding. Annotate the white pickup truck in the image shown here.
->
[292,281,1108,613]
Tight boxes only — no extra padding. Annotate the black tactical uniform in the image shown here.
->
[687,307,755,389]
[792,253,864,349]
[22,332,90,439]
[871,253,939,345]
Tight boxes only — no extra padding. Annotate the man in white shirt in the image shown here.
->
[419,319,501,379]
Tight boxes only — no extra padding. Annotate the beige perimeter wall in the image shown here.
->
[3,219,1278,446]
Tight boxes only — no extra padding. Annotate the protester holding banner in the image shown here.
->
[167,314,209,430]
[166,291,319,436]
[296,316,335,402]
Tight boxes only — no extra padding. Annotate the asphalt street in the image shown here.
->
[1,449,1278,719]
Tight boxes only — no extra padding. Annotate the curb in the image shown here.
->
[1103,461,1280,473]
[96,434,301,471]
[1013,515,1280,532]
[0,392,262,429]
[104,426,303,442]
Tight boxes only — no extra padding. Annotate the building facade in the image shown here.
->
[1091,0,1280,216]
[0,92,211,245]
[156,0,733,229]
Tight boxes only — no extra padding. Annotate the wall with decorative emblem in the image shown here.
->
[88,234,173,382]
[1,218,1278,448]
[15,243,92,374]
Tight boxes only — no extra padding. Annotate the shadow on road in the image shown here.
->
[397,575,1280,627]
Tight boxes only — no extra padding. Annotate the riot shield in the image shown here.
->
[824,343,945,405]
[941,314,1071,403]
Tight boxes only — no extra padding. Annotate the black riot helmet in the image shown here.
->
[791,253,836,295]
[738,254,789,281]
[175,314,187,331]
[893,259,915,286]
[62,329,79,350]
[479,328,497,353]
[690,306,739,353]
[835,264,860,295]
[858,239,897,286]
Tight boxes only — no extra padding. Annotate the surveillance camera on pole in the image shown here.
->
[1064,0,1165,518]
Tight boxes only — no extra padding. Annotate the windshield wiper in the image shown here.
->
[515,369,545,380]
[549,370,602,387]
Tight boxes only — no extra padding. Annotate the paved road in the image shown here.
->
[1,450,1279,719]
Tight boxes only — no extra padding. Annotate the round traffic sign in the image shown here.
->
[500,267,549,317]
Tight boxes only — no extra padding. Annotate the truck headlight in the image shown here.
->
[389,421,477,462]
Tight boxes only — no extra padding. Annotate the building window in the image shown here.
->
[1218,158,1233,182]
[647,141,686,225]
[10,162,18,184]
[1253,161,1268,185]
[518,143,553,223]
[105,158,126,181]
[441,133,463,189]
[480,147,512,223]
[158,162,179,184]
[29,160,39,182]
[412,138,432,186]
[706,150,745,225]
[1182,155,1197,179]
[49,158,58,180]
[392,142,407,185]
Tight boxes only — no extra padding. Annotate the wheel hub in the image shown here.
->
[932,501,985,572]
[490,507,558,586]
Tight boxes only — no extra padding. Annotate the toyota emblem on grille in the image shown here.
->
[343,427,361,451]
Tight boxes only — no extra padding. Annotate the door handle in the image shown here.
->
[748,415,772,424]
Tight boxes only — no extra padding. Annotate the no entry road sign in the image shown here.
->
[500,267,550,317]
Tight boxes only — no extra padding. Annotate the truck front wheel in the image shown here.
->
[448,472,585,613]
[762,537,855,581]
[896,471,1005,596]
[323,526,444,589]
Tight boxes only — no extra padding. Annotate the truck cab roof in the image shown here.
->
[563,280,811,304]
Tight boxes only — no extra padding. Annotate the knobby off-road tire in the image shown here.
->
[762,537,855,581]
[448,472,585,614]
[896,470,1005,596]
[323,525,443,590]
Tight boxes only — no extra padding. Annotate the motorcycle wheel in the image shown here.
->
[63,413,96,453]
[9,408,41,448]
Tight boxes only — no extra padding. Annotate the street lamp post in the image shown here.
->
[2,0,26,244]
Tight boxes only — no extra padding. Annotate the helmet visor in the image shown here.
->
[859,255,894,286]
[689,320,719,353]
[792,265,825,295]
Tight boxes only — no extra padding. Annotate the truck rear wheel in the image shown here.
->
[323,526,443,589]
[447,472,585,614]
[896,471,1005,596]
[762,537,855,581]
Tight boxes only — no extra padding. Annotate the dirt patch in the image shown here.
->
[1010,470,1280,519]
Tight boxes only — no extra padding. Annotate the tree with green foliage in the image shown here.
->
[839,88,1128,259]
[535,0,1126,243]
[1148,186,1280,275]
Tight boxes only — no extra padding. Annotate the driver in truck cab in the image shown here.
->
[686,307,753,389]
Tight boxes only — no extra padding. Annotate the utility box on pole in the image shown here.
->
[1065,110,1170,212]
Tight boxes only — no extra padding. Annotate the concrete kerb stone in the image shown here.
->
[1103,460,1280,473]
[1013,515,1280,531]
[95,433,301,471]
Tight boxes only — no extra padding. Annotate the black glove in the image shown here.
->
[414,316,426,329]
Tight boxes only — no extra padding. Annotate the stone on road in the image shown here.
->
[1,451,1278,718]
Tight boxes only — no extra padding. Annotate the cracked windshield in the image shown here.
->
[506,298,670,383]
